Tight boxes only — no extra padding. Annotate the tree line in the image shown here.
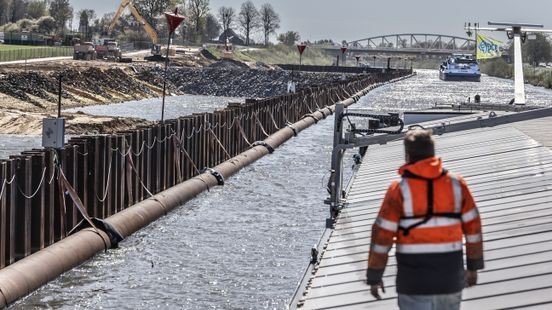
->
[0,0,305,47]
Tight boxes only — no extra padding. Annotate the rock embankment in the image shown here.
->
[0,62,359,134]
[138,67,350,98]
[0,67,159,111]
[0,64,354,110]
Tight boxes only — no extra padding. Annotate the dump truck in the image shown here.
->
[73,42,97,60]
[95,39,122,60]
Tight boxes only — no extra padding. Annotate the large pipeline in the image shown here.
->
[0,74,413,308]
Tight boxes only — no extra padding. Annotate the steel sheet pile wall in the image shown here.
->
[0,70,409,271]
[277,64,389,74]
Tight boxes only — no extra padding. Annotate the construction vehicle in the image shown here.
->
[73,42,97,60]
[94,38,122,60]
[109,0,162,57]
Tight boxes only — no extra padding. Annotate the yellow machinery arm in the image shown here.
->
[108,0,158,44]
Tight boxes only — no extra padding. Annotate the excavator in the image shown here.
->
[109,0,162,57]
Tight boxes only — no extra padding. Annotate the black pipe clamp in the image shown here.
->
[286,123,298,136]
[252,141,275,154]
[301,114,318,124]
[201,167,225,186]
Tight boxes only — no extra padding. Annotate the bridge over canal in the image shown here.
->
[325,33,477,57]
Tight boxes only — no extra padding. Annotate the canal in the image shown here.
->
[13,70,552,309]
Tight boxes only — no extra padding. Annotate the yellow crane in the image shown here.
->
[109,0,161,54]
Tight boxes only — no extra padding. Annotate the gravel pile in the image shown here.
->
[0,65,356,108]
[64,67,153,100]
[0,71,72,106]
[0,67,156,107]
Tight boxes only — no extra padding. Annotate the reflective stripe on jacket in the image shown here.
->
[367,157,484,295]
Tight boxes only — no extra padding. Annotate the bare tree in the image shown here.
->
[238,0,259,46]
[218,6,234,40]
[259,3,279,46]
[187,0,209,42]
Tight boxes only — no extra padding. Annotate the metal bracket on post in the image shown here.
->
[326,106,405,227]
[326,103,346,226]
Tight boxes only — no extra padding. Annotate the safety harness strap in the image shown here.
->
[399,169,461,236]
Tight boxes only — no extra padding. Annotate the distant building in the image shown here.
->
[218,29,245,46]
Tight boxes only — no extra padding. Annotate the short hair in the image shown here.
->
[404,129,435,163]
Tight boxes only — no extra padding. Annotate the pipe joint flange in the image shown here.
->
[286,123,298,136]
[68,218,124,249]
[201,167,225,186]
[252,141,275,154]
[317,109,328,119]
[301,114,318,124]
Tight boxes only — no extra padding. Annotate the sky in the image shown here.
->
[71,0,552,42]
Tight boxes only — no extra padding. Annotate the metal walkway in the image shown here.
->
[297,124,552,309]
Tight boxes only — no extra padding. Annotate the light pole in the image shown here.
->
[465,22,479,59]
[161,8,185,123]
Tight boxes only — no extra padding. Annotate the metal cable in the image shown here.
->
[132,140,147,157]
[96,154,113,203]
[269,110,280,130]
[145,136,157,149]
[0,179,6,200]
[209,128,232,160]
[236,122,253,147]
[47,166,56,185]
[5,174,16,185]
[254,113,271,137]
[17,167,47,199]
[179,145,201,175]
[226,116,239,131]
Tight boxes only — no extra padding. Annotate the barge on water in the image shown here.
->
[439,54,481,82]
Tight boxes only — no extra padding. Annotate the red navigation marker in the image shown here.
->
[340,46,348,54]
[297,43,307,55]
[165,8,185,34]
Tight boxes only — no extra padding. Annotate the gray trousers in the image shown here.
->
[398,292,462,310]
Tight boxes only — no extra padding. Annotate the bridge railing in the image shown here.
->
[0,70,411,269]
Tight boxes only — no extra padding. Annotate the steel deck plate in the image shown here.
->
[297,125,552,309]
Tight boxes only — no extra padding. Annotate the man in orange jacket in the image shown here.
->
[367,129,484,309]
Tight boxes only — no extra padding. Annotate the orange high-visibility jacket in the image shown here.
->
[367,157,484,295]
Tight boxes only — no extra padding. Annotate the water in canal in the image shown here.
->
[13,70,552,309]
